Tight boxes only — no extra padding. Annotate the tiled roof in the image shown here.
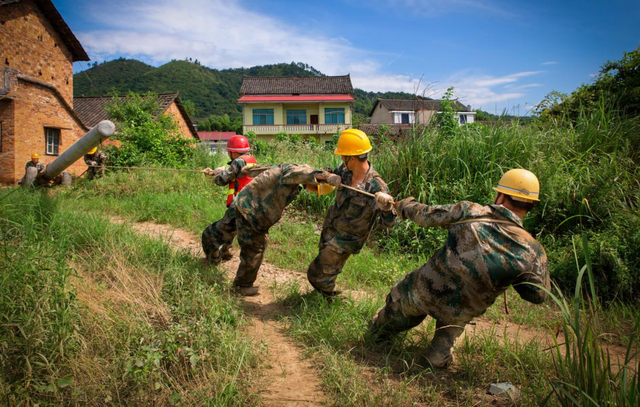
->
[1,0,89,61]
[237,94,354,103]
[74,93,197,138]
[372,99,470,115]
[358,123,421,139]
[240,75,353,95]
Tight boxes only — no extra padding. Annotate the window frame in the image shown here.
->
[45,127,60,156]
[286,109,307,125]
[252,109,274,125]
[324,107,345,124]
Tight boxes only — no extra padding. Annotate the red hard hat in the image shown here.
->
[227,135,250,152]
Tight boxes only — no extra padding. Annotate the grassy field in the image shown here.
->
[2,107,639,405]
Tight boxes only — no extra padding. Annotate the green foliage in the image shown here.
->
[105,91,195,167]
[536,47,640,120]
[74,58,431,119]
[432,86,459,137]
[197,114,242,133]
[0,189,258,405]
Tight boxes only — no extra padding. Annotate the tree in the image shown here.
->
[105,92,195,167]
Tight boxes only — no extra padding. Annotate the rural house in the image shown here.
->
[370,99,476,125]
[197,131,237,153]
[74,93,198,142]
[237,75,354,142]
[0,0,91,184]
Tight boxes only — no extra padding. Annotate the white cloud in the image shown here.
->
[542,61,558,65]
[77,0,541,109]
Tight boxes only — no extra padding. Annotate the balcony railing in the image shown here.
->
[244,123,350,135]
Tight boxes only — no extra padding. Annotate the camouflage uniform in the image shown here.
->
[371,198,549,367]
[207,154,256,260]
[84,151,107,180]
[19,161,45,184]
[307,163,397,294]
[202,164,327,288]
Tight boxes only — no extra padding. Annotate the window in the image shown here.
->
[401,113,410,124]
[325,108,345,124]
[286,109,307,125]
[253,109,274,125]
[45,127,60,155]
[459,114,467,124]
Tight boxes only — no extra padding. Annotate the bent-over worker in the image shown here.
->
[202,135,257,262]
[84,146,107,180]
[202,163,330,296]
[370,169,550,368]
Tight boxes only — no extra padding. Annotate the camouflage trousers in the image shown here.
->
[201,204,268,288]
[371,270,467,368]
[306,242,351,294]
[87,166,104,180]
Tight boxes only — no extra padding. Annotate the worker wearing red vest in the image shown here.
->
[202,135,257,262]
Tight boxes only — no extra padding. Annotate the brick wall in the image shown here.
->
[11,80,86,183]
[0,0,75,106]
[0,99,15,182]
[166,102,196,139]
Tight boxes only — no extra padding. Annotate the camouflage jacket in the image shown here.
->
[213,154,253,186]
[235,164,327,232]
[25,161,45,172]
[395,198,549,323]
[84,151,106,166]
[321,163,397,254]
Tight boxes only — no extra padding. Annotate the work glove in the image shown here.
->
[375,192,394,211]
[214,167,226,175]
[393,197,415,220]
[89,161,98,166]
[202,167,215,176]
[325,174,342,188]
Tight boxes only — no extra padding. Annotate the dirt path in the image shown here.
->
[110,217,326,406]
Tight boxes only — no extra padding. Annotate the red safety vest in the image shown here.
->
[226,155,257,206]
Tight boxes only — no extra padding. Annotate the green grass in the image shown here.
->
[0,189,259,405]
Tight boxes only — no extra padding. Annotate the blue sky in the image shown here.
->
[55,0,639,115]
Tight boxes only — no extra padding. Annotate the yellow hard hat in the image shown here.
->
[317,183,336,196]
[334,129,372,156]
[87,146,98,155]
[493,169,540,202]
[31,153,40,159]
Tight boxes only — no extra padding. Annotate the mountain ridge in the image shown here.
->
[73,58,430,120]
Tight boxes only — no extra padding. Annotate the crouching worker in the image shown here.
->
[370,169,550,368]
[84,146,107,180]
[19,153,45,184]
[202,135,257,262]
[202,163,330,296]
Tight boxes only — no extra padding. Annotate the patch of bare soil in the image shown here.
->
[110,217,326,406]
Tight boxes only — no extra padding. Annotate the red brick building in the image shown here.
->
[0,0,90,184]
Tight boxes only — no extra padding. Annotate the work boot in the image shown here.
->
[220,245,234,261]
[425,346,454,369]
[233,285,259,297]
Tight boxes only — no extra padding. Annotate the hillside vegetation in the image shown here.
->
[74,59,429,119]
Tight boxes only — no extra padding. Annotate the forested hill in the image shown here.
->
[73,58,428,119]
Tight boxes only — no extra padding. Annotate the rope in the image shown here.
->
[91,165,205,173]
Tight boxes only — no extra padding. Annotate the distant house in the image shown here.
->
[197,131,236,152]
[74,93,198,141]
[237,75,355,142]
[370,99,475,125]
[0,0,91,184]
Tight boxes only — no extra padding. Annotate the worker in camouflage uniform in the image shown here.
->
[202,135,257,262]
[202,163,330,296]
[306,129,397,297]
[19,153,45,184]
[84,146,107,180]
[370,169,550,368]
